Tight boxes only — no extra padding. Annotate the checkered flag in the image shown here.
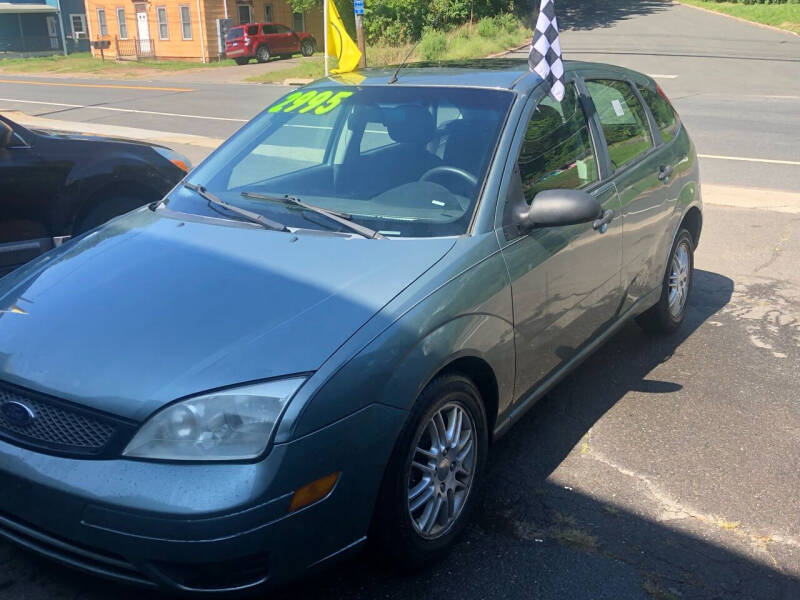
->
[529,0,565,102]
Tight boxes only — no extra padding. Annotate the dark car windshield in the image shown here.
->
[226,27,243,40]
[178,85,513,237]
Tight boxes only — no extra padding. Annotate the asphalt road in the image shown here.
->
[1,2,799,599]
[1,3,799,188]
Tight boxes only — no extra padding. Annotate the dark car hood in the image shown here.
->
[0,209,455,421]
[34,128,163,149]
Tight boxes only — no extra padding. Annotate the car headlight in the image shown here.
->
[153,146,192,172]
[123,378,306,461]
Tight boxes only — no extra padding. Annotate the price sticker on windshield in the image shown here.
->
[268,90,354,115]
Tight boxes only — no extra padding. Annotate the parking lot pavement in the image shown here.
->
[1,203,798,600]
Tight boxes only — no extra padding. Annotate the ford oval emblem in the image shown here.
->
[1,401,36,427]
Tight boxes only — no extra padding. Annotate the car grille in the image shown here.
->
[0,383,122,456]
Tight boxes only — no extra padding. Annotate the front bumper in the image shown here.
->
[0,402,407,592]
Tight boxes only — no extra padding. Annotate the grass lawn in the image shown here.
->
[245,56,327,83]
[679,1,800,35]
[0,52,236,75]
[246,15,531,83]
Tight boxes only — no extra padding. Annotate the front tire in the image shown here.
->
[255,45,270,63]
[301,40,314,57]
[636,228,694,333]
[372,374,488,569]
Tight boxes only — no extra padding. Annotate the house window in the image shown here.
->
[157,7,168,40]
[70,14,87,38]
[264,4,273,22]
[237,4,251,25]
[292,12,304,32]
[180,5,192,40]
[117,8,128,39]
[97,8,108,36]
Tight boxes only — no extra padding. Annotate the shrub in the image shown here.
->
[419,30,448,60]
[477,17,500,38]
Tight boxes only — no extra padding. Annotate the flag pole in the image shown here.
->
[323,0,329,76]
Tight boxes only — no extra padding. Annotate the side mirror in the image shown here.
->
[513,189,602,232]
[0,121,13,149]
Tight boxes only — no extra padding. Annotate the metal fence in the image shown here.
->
[114,37,156,60]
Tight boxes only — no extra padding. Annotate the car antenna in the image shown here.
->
[388,12,442,84]
[388,40,423,84]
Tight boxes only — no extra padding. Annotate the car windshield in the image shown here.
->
[226,27,243,40]
[177,85,514,237]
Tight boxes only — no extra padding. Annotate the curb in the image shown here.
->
[0,110,223,149]
[282,78,314,86]
[487,41,530,59]
[677,2,799,38]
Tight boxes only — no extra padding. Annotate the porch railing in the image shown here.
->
[114,37,156,60]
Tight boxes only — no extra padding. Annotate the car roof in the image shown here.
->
[323,58,647,92]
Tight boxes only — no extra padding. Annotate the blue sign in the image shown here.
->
[353,0,364,15]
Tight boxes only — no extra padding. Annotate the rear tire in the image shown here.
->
[255,45,270,63]
[371,374,488,570]
[234,57,249,65]
[636,228,694,334]
[301,40,314,57]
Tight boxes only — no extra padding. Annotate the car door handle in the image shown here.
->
[657,164,673,182]
[592,209,614,233]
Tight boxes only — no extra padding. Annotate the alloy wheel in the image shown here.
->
[407,401,476,539]
[668,240,691,317]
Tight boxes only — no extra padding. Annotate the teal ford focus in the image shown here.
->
[0,60,701,593]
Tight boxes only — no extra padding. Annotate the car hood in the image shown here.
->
[0,209,455,421]
[35,128,164,149]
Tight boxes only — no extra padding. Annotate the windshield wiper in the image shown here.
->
[241,191,385,239]
[184,182,288,232]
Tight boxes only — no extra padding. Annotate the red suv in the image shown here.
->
[225,23,316,65]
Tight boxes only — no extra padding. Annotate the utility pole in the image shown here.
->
[353,0,366,68]
[55,0,68,56]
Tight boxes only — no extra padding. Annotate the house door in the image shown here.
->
[237,4,252,25]
[137,10,151,53]
[46,16,59,49]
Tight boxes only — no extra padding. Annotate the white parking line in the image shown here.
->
[698,154,800,167]
[646,74,678,79]
[0,97,248,122]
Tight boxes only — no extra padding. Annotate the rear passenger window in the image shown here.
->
[247,25,258,35]
[518,83,598,200]
[639,86,680,144]
[586,79,653,171]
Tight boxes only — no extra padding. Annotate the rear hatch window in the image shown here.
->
[226,27,243,41]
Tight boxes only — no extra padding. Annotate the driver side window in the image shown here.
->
[518,83,598,202]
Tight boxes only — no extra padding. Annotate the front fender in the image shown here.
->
[378,313,515,414]
[289,238,514,440]
[65,152,174,221]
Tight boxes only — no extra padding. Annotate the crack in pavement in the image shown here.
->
[582,449,800,573]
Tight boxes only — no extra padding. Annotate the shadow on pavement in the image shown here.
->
[4,269,798,599]
[545,0,671,32]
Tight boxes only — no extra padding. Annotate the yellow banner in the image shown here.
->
[326,0,362,74]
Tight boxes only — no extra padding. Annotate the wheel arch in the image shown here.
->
[426,355,500,443]
[680,205,702,249]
